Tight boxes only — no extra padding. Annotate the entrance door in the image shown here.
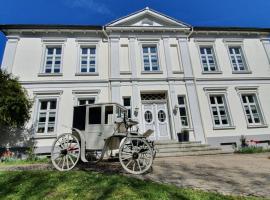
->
[142,103,170,140]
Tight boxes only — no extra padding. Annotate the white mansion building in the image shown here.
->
[1,8,270,153]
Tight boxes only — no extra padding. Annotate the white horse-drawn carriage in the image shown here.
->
[51,103,155,174]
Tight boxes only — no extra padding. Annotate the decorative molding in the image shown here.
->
[75,72,99,76]
[223,38,244,43]
[141,71,163,74]
[120,71,132,75]
[33,90,63,95]
[75,38,101,43]
[72,89,100,94]
[38,73,63,77]
[235,86,259,91]
[203,87,228,92]
[41,38,67,43]
[194,38,216,43]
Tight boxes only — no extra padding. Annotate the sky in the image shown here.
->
[1,0,270,65]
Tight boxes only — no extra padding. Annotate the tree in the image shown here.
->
[0,69,32,128]
[0,69,33,147]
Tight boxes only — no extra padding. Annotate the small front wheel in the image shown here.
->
[119,137,153,175]
[51,133,80,171]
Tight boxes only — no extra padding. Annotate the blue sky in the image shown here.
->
[1,0,270,65]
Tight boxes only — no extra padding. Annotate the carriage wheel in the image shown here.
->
[119,138,153,175]
[51,133,80,171]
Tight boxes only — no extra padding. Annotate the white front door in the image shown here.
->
[142,103,171,140]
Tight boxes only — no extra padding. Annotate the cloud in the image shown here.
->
[64,0,112,15]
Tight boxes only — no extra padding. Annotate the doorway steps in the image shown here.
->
[155,140,233,157]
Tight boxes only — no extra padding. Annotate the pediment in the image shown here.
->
[107,7,191,28]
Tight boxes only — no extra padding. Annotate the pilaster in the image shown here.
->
[178,37,206,143]
[1,36,20,73]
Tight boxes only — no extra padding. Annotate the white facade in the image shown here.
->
[1,8,270,153]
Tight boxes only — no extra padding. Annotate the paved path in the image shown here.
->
[1,153,270,198]
[144,153,270,198]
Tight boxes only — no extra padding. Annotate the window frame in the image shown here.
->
[75,39,100,76]
[79,46,97,73]
[195,39,222,74]
[236,87,267,128]
[198,45,220,73]
[224,41,251,74]
[177,95,190,128]
[72,89,100,106]
[122,96,132,118]
[204,88,235,130]
[33,91,62,136]
[139,40,162,73]
[40,39,66,76]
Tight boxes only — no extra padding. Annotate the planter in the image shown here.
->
[177,131,189,142]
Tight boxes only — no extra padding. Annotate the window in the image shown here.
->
[80,47,96,73]
[123,97,132,118]
[88,107,101,124]
[142,45,159,71]
[228,46,247,71]
[178,96,189,127]
[199,46,218,72]
[37,99,57,134]
[105,106,113,124]
[241,94,264,125]
[78,98,95,106]
[44,47,62,73]
[209,95,231,127]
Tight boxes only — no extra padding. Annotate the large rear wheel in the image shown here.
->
[51,133,80,171]
[119,137,153,175]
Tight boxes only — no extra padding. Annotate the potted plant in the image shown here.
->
[177,129,189,142]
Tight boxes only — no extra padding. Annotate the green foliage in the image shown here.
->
[0,70,32,128]
[235,146,270,154]
[0,157,49,166]
[0,171,262,200]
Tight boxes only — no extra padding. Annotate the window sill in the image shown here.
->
[120,71,132,75]
[32,134,57,139]
[173,71,184,74]
[141,71,163,74]
[213,126,236,130]
[232,70,252,74]
[202,71,223,74]
[247,124,268,129]
[38,73,63,77]
[75,72,99,76]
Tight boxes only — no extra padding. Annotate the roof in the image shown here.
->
[106,7,191,28]
[193,26,270,33]
[0,24,102,35]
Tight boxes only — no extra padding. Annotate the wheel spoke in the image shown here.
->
[126,159,132,168]
[68,155,75,165]
[121,155,132,160]
[136,160,142,172]
[132,162,136,171]
[66,156,69,169]
[62,156,65,170]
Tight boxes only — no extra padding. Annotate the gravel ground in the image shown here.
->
[1,153,270,198]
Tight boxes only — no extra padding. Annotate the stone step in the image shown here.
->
[155,143,209,149]
[156,150,233,158]
[154,140,201,145]
[156,147,221,153]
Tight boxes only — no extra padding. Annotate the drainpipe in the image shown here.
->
[102,26,112,102]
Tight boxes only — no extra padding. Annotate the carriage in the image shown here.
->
[51,103,155,174]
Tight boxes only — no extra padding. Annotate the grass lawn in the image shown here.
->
[0,158,49,166]
[0,170,264,200]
